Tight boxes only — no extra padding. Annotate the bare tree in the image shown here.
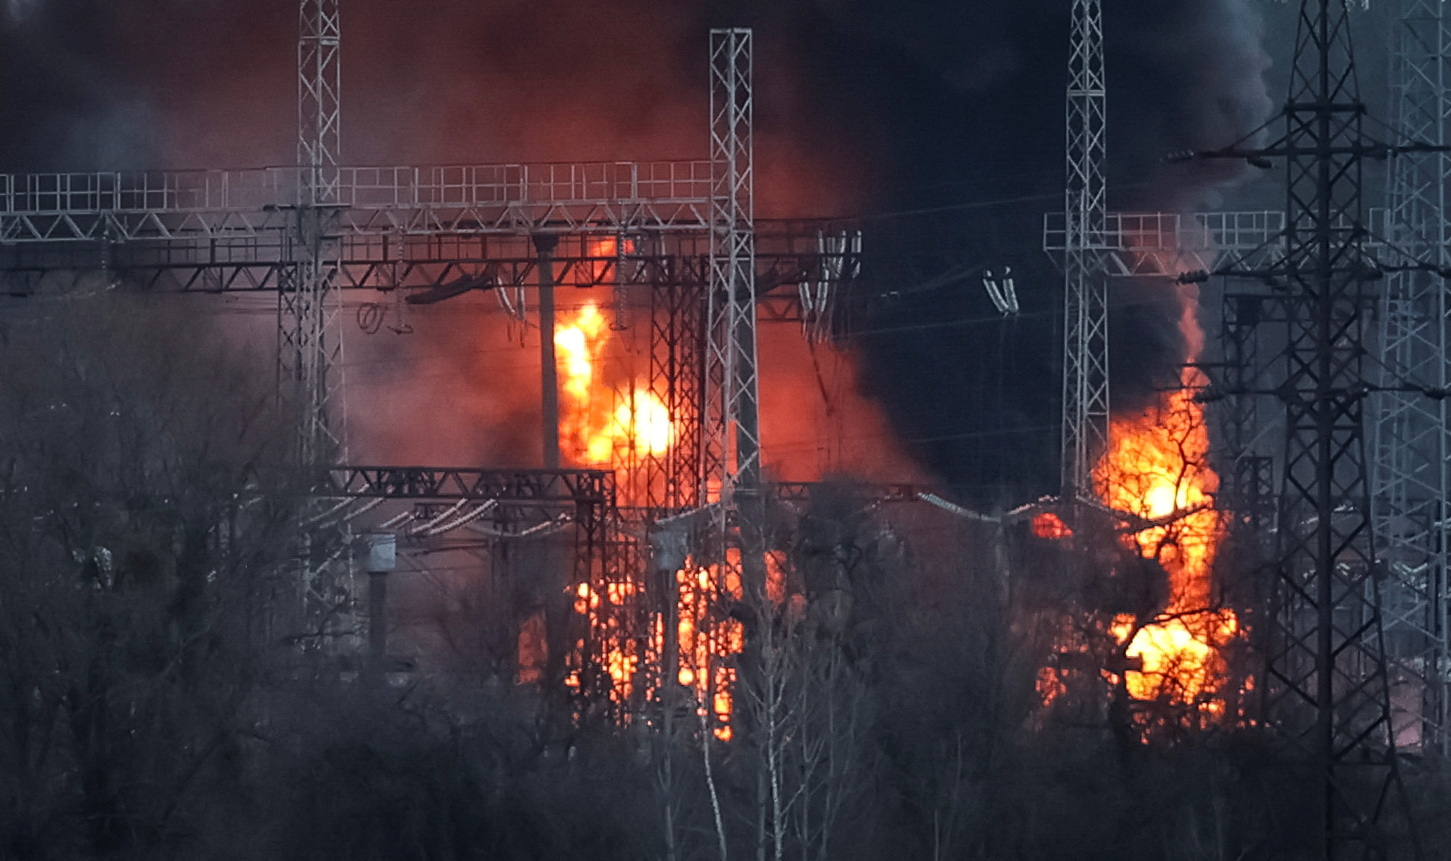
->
[0,292,301,859]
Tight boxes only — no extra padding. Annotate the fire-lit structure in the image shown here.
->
[1093,368,1237,715]
[1045,0,1438,853]
[1,2,1445,855]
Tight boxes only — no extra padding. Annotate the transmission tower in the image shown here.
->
[703,28,759,503]
[1219,1,1407,853]
[280,0,344,463]
[1371,0,1451,756]
[1061,0,1110,499]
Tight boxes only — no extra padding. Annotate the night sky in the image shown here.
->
[0,1,1397,502]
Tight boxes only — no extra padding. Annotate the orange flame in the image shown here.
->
[554,300,676,471]
[1093,366,1238,710]
[1032,511,1073,540]
[565,548,792,742]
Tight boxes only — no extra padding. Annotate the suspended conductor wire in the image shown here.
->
[300,496,358,528]
[412,499,499,537]
[378,510,415,530]
[466,513,572,539]
[340,496,385,522]
[409,499,470,536]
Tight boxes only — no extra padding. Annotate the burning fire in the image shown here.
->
[1032,511,1073,540]
[564,548,790,742]
[550,291,762,740]
[1093,366,1237,711]
[554,300,675,470]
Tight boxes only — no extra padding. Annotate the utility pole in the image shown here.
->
[1060,0,1110,499]
[1371,0,1451,756]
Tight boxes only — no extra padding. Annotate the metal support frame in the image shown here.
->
[283,0,344,463]
[1371,0,1451,755]
[704,28,759,502]
[1267,1,1400,853]
[1218,288,1284,533]
[308,465,619,706]
[647,271,706,512]
[1061,0,1110,499]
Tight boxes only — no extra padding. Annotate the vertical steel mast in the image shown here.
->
[1061,0,1110,499]
[1372,0,1451,756]
[1270,1,1401,853]
[281,0,344,464]
[703,28,759,503]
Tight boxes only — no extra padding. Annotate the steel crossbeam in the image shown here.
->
[0,161,714,244]
[0,220,846,290]
[1044,209,1288,278]
[311,466,615,505]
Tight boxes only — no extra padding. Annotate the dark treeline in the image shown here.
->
[1,294,1448,861]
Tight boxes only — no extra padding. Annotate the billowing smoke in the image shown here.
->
[809,0,1275,496]
[4,0,38,22]
[0,0,1276,495]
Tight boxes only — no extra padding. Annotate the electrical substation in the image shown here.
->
[2,1,1450,858]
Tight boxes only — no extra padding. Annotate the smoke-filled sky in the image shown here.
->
[0,1,1403,498]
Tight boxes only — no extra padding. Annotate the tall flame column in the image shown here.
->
[1061,0,1110,499]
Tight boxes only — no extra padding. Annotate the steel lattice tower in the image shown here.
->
[1061,0,1110,499]
[703,28,759,502]
[280,0,344,463]
[1371,0,1451,755]
[1266,1,1403,853]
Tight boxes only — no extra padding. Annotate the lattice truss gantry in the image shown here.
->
[1371,0,1451,757]
[289,466,623,706]
[1270,7,1397,839]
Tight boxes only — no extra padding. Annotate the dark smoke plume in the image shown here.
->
[0,0,1274,497]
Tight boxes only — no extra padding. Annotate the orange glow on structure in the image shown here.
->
[1093,365,1239,712]
[585,235,633,286]
[1032,511,1073,540]
[567,549,790,742]
[548,284,799,741]
[554,300,676,474]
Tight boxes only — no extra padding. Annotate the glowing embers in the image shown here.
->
[554,300,675,472]
[672,556,748,741]
[564,549,790,742]
[1093,369,1239,715]
[1032,511,1073,541]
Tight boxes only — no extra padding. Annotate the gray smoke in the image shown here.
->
[0,0,1280,492]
